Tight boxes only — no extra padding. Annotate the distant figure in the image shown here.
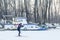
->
[17,23,23,36]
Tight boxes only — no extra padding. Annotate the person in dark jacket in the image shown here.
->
[17,23,23,36]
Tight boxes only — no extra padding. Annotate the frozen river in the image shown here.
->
[0,29,60,40]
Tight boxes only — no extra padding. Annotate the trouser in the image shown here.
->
[18,30,21,36]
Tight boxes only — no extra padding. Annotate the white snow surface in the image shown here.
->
[0,29,60,40]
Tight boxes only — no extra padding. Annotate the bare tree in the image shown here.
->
[0,0,3,19]
[4,0,7,15]
[34,0,38,23]
[24,0,30,23]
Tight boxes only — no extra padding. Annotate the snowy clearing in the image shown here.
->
[0,29,60,40]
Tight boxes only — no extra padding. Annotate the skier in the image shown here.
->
[17,23,23,36]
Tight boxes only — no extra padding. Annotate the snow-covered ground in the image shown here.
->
[0,29,60,40]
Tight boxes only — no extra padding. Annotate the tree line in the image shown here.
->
[0,0,60,24]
